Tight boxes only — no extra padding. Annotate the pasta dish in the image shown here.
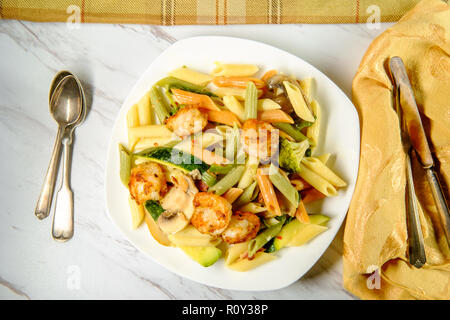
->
[118,62,347,271]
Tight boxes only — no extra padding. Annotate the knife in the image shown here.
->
[389,56,450,249]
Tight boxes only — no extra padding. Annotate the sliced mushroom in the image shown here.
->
[265,74,299,114]
[266,74,297,90]
[159,174,198,234]
[157,212,189,234]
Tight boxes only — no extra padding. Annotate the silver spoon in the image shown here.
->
[35,72,82,220]
[51,75,85,241]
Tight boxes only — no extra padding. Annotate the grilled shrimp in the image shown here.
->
[241,119,279,162]
[128,162,168,204]
[222,212,260,244]
[165,106,208,137]
[191,192,232,236]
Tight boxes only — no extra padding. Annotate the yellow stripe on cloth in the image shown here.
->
[0,0,429,24]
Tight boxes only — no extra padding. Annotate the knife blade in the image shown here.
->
[389,56,450,248]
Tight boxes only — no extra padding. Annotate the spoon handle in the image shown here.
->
[35,125,64,220]
[52,132,74,241]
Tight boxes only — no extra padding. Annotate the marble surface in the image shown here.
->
[0,20,392,300]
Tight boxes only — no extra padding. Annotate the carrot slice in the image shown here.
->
[258,110,294,123]
[256,168,281,216]
[171,88,220,111]
[200,108,242,127]
[295,200,310,224]
[212,76,265,89]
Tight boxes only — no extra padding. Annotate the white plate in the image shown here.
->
[105,36,360,291]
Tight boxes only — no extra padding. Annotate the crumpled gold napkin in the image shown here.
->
[343,0,450,300]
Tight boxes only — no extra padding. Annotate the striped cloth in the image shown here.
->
[0,0,429,25]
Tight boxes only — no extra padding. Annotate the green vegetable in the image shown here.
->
[136,147,209,174]
[272,122,308,142]
[305,148,312,157]
[244,81,258,120]
[294,118,314,131]
[247,215,286,258]
[149,86,170,123]
[233,181,258,209]
[201,171,217,187]
[156,77,217,97]
[119,144,131,186]
[208,165,246,196]
[180,246,222,267]
[279,137,310,174]
[144,200,165,221]
[268,164,299,207]
[264,238,276,253]
[209,163,236,174]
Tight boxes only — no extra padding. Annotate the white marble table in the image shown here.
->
[0,20,392,300]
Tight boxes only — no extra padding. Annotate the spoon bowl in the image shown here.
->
[50,75,83,127]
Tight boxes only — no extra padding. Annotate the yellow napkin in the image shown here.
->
[1,0,422,25]
[344,0,450,300]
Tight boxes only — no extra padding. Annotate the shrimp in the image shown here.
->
[128,162,168,205]
[165,106,208,137]
[191,192,232,236]
[240,119,279,162]
[222,212,260,244]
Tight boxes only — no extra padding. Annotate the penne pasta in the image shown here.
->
[212,62,259,77]
[258,110,294,123]
[256,168,281,216]
[298,78,314,102]
[237,156,258,189]
[295,200,310,224]
[317,153,331,164]
[261,69,277,82]
[149,86,170,123]
[298,163,338,197]
[257,98,281,111]
[168,66,213,85]
[302,188,326,204]
[201,109,241,127]
[222,187,244,204]
[269,164,299,207]
[290,177,311,191]
[224,241,249,265]
[171,88,220,111]
[283,81,315,122]
[306,100,321,150]
[233,181,258,208]
[244,81,258,120]
[211,87,247,100]
[237,202,267,214]
[128,124,174,140]
[301,157,347,187]
[212,76,265,89]
[127,104,140,128]
[227,252,276,272]
[223,95,246,122]
[209,165,246,196]
[133,136,180,152]
[127,104,140,147]
[137,92,152,126]
[128,196,145,229]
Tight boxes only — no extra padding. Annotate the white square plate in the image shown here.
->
[105,36,360,291]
